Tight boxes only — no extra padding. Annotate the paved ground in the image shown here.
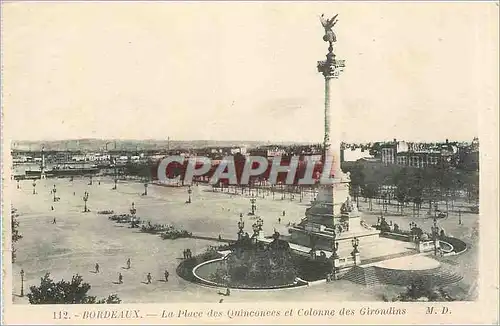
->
[11,177,479,303]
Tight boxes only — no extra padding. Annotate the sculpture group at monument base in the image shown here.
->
[288,224,381,253]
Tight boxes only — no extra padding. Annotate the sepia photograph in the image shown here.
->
[1,1,498,325]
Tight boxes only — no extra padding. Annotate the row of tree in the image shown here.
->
[345,161,479,216]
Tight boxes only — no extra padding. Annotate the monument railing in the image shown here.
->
[417,240,439,253]
[336,255,356,269]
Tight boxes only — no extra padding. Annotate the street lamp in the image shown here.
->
[237,217,245,240]
[458,209,462,225]
[32,180,36,195]
[256,217,264,231]
[431,216,440,256]
[83,191,89,212]
[52,185,57,202]
[331,230,339,280]
[20,269,25,297]
[351,237,360,265]
[143,182,148,196]
[250,198,257,215]
[187,185,192,203]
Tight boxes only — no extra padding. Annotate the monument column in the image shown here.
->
[317,15,347,217]
[318,17,345,181]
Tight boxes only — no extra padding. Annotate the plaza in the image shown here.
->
[11,176,478,303]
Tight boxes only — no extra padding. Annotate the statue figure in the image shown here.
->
[341,196,354,214]
[320,14,339,44]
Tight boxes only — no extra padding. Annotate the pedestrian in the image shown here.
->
[98,181,101,185]
[126,258,131,269]
[182,249,186,259]
[51,206,54,211]
[146,273,152,284]
[226,288,231,296]
[73,192,75,196]
[52,217,56,224]
[240,213,243,218]
[218,234,222,241]
[282,210,286,217]
[118,273,123,284]
[278,217,281,224]
[164,270,169,282]
[95,263,100,273]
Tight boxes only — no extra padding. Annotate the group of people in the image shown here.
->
[93,259,170,285]
[182,249,193,259]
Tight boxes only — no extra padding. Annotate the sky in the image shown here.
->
[2,2,498,143]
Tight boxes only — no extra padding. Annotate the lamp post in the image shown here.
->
[250,198,257,215]
[52,185,57,202]
[237,217,245,240]
[256,216,264,231]
[331,230,339,280]
[409,222,417,242]
[458,209,462,225]
[351,237,360,266]
[431,216,439,256]
[143,182,148,196]
[83,191,89,212]
[130,202,136,216]
[32,180,36,194]
[130,202,139,228]
[112,158,118,190]
[20,269,25,297]
[187,185,192,203]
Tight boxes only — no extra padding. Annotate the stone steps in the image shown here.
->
[361,250,417,266]
[341,266,379,286]
[341,264,463,287]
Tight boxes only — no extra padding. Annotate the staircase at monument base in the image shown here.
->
[360,249,417,266]
[341,266,379,286]
[341,264,463,287]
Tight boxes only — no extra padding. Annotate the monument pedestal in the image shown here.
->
[289,175,380,252]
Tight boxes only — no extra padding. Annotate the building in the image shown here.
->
[379,139,461,169]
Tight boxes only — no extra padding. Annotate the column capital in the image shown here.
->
[317,58,345,79]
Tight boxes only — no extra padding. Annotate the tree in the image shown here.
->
[11,207,22,262]
[397,277,446,302]
[347,163,365,205]
[27,273,121,304]
[413,196,424,217]
[408,170,425,217]
[362,183,379,211]
[395,186,408,215]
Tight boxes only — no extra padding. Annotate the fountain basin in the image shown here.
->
[192,257,308,290]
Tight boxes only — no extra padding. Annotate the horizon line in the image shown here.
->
[11,137,478,144]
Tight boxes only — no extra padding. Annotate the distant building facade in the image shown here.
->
[378,139,464,169]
